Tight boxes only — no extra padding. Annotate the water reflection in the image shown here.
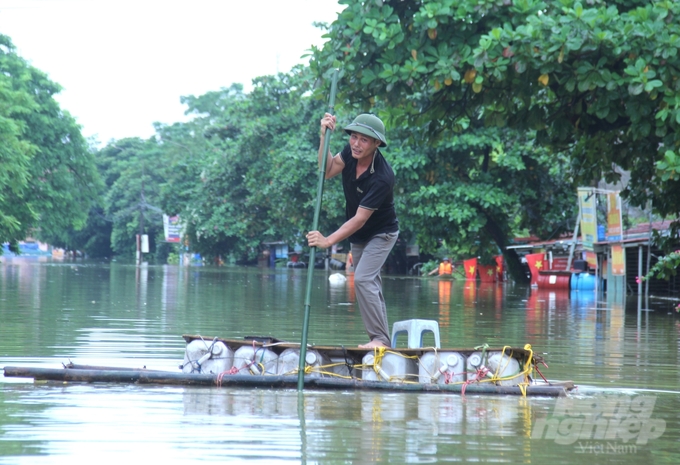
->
[3,381,675,463]
[436,280,451,328]
[180,388,529,462]
[1,260,680,463]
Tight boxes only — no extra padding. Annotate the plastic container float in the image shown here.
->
[233,345,278,375]
[486,352,523,386]
[466,351,484,374]
[182,339,233,374]
[570,273,579,290]
[570,272,597,290]
[578,273,596,290]
[362,352,418,383]
[418,352,466,384]
[276,348,329,378]
[537,270,571,290]
[466,351,522,386]
[328,357,355,378]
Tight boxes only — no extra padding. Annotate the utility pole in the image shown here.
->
[137,164,147,266]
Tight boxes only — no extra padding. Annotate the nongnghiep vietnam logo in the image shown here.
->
[531,395,666,452]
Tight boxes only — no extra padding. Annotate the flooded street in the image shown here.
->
[1,260,679,463]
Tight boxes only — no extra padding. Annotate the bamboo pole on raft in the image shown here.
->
[2,366,574,396]
[298,70,339,391]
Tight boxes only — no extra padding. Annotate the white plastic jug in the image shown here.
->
[362,352,418,382]
[418,352,466,384]
[182,339,233,374]
[466,350,522,386]
[276,348,329,378]
[486,352,522,386]
[234,345,278,375]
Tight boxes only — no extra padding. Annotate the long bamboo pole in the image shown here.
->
[2,366,573,396]
[297,70,339,391]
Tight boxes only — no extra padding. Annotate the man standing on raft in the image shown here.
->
[306,113,399,349]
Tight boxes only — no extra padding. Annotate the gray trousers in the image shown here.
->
[351,232,399,346]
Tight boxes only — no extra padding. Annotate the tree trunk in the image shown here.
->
[483,215,530,284]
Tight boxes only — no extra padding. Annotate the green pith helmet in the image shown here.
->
[344,114,387,147]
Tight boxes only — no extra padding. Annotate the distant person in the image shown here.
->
[428,257,453,276]
[306,112,399,349]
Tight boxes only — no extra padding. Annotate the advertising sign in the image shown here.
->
[163,214,182,243]
[585,251,598,270]
[607,192,623,242]
[577,188,597,251]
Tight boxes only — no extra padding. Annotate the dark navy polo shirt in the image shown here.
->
[340,143,399,243]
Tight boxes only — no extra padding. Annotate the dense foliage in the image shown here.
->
[310,0,680,279]
[4,1,680,280]
[388,122,574,278]
[171,74,331,261]
[0,34,101,253]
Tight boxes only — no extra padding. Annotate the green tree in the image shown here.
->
[0,34,101,252]
[97,138,164,258]
[172,70,343,262]
[311,0,680,279]
[0,44,36,251]
[154,120,214,223]
[59,206,114,259]
[467,0,680,214]
[390,123,574,279]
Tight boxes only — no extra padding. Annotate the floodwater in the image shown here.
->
[0,259,679,464]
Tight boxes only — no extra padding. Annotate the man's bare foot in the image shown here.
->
[358,340,389,349]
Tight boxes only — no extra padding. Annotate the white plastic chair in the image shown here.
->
[391,319,441,348]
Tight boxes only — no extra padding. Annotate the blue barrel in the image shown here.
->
[578,273,596,290]
[570,273,580,290]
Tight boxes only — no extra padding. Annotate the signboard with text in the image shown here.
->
[163,214,182,243]
[578,188,597,251]
[607,192,623,242]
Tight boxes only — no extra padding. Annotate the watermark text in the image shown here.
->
[531,395,665,447]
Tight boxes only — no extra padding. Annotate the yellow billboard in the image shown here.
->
[607,192,622,241]
[578,188,597,251]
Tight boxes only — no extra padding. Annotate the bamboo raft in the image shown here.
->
[2,335,576,397]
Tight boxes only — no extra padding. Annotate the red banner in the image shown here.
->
[525,253,545,286]
[463,258,478,280]
[495,255,504,281]
[478,264,497,282]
